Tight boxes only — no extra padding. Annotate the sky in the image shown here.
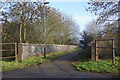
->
[48,2,98,32]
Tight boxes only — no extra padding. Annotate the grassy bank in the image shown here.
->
[1,47,80,72]
[71,47,120,78]
[72,57,120,73]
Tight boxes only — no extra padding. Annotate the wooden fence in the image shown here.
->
[0,43,17,60]
[95,39,120,65]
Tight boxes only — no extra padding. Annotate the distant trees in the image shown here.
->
[1,2,79,45]
[84,19,102,39]
[85,1,120,57]
[80,19,101,47]
[80,31,93,47]
[86,1,120,39]
[2,21,20,43]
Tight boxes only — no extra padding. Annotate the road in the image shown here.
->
[2,50,113,78]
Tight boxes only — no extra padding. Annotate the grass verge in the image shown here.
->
[71,47,120,78]
[72,57,120,73]
[1,47,80,72]
[72,47,90,62]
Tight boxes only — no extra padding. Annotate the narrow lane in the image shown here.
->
[2,50,113,78]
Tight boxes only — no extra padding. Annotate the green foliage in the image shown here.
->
[71,47,81,52]
[22,56,50,66]
[72,57,120,73]
[2,60,25,71]
[1,48,79,71]
[46,47,79,60]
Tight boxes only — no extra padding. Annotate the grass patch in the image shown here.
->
[72,47,90,62]
[1,47,80,72]
[2,56,50,71]
[72,57,120,73]
[72,47,120,78]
